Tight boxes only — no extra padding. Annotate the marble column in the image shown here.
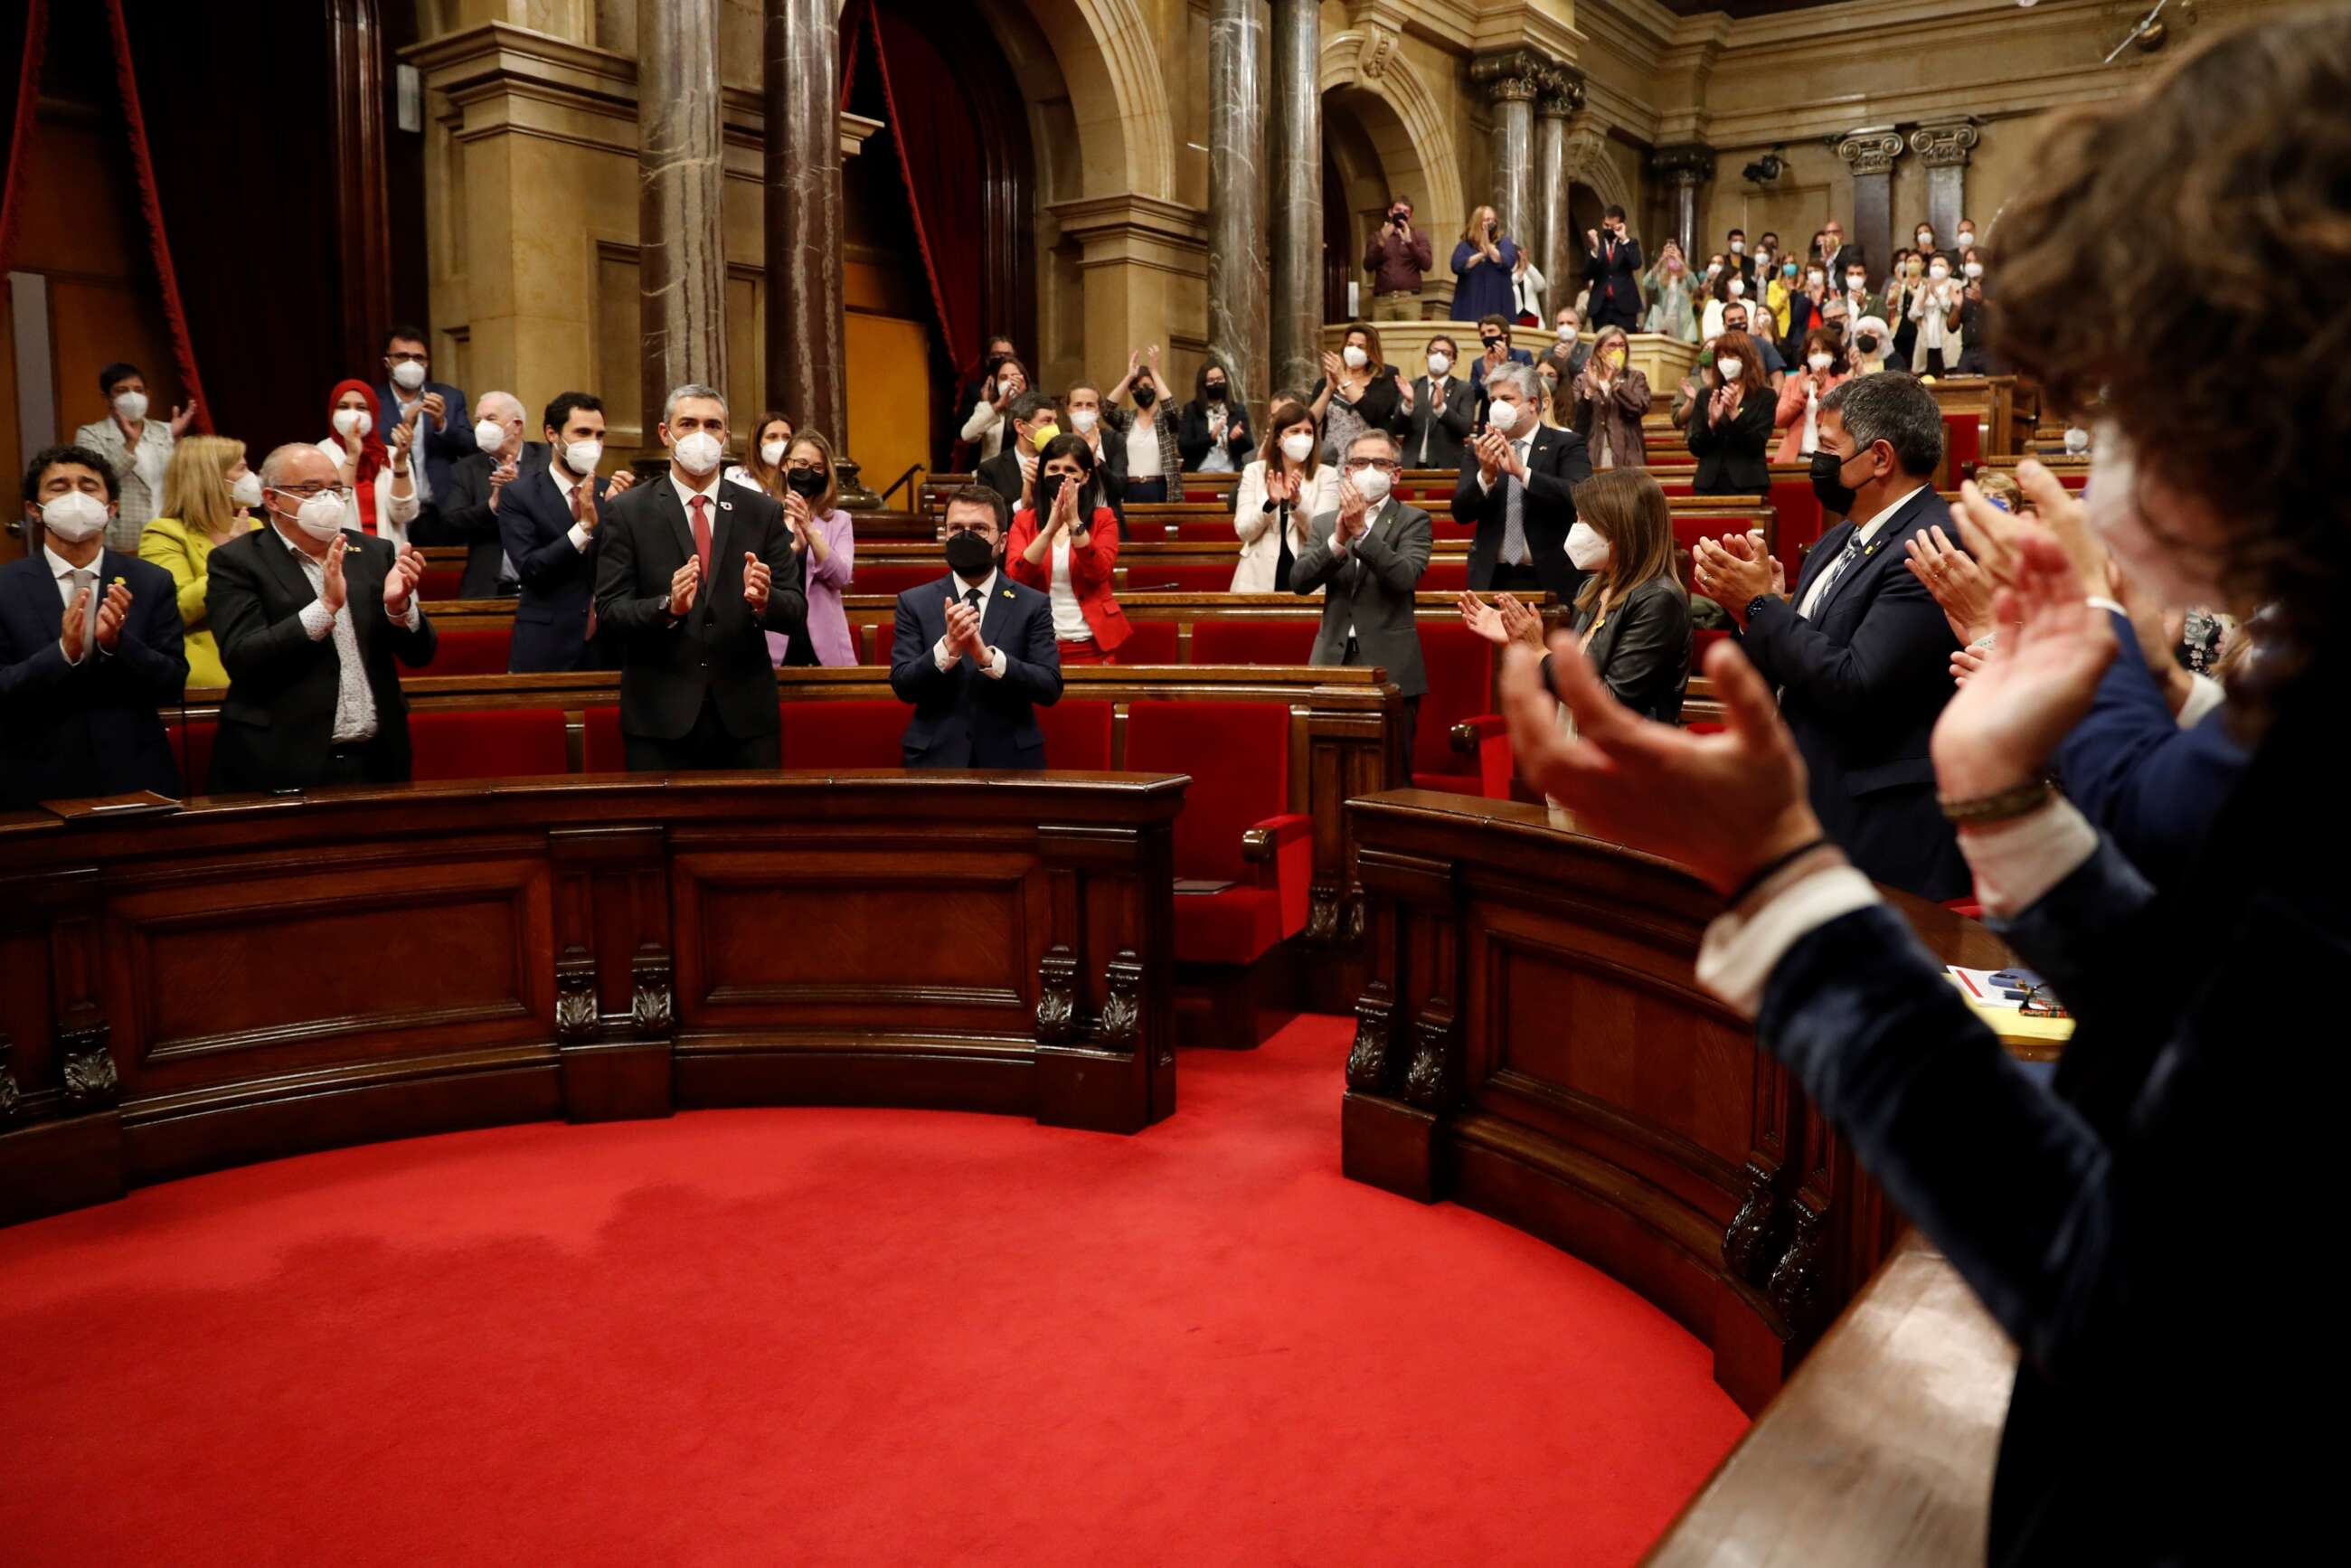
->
[1648,144,1715,259]
[637,0,729,454]
[1909,119,1980,250]
[1470,51,1546,272]
[1206,0,1268,411]
[765,0,847,447]
[1835,128,1906,282]
[1268,0,1321,401]
[1532,85,1571,318]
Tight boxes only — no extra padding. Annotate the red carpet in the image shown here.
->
[0,1016,1744,1565]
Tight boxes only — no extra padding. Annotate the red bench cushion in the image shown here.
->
[854,563,946,597]
[1189,619,1317,666]
[1126,562,1237,593]
[409,707,570,781]
[1039,701,1112,768]
[583,707,628,772]
[1125,700,1288,883]
[781,699,906,768]
[1413,621,1494,780]
[430,627,514,676]
[420,566,467,601]
[1172,886,1285,966]
[1116,620,1178,664]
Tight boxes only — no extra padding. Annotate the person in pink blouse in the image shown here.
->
[766,430,856,666]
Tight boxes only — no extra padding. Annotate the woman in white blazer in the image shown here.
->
[319,380,418,548]
[1231,400,1339,594]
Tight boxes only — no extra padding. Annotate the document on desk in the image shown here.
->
[1947,967,2034,1009]
[1946,967,2073,1052]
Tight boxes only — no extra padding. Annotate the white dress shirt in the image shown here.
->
[930,569,1010,679]
[44,542,105,665]
[1796,484,1927,619]
[1125,414,1164,479]
[1047,538,1090,640]
[279,526,422,744]
[549,452,594,553]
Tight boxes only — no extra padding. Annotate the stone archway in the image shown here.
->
[1560,119,1635,219]
[1321,28,1466,272]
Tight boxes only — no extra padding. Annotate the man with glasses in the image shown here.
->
[204,442,438,790]
[376,326,473,539]
[1292,430,1433,763]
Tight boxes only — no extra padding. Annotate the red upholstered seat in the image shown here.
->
[1694,627,1732,660]
[1175,519,1239,542]
[869,618,896,667]
[409,707,569,781]
[1169,886,1288,966]
[853,563,945,597]
[430,627,514,675]
[1125,701,1308,966]
[420,566,467,601]
[1038,701,1113,768]
[1116,621,1178,664]
[1189,619,1317,666]
[1125,562,1235,593]
[781,699,907,768]
[1420,560,1468,591]
[1414,623,1505,795]
[182,718,217,795]
[1942,414,1981,489]
[1430,513,1477,540]
[582,706,628,772]
[1770,475,1826,554]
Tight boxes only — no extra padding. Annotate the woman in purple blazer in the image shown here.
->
[767,430,857,666]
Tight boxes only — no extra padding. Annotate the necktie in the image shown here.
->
[1501,441,1529,566]
[69,568,97,652]
[1799,535,1865,621]
[689,494,712,582]
[1418,382,1435,466]
[964,587,982,615]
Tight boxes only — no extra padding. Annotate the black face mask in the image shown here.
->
[784,467,826,499]
[1204,383,1226,401]
[1034,471,1068,520]
[1481,337,1502,352]
[1132,383,1157,409]
[945,529,996,580]
[1809,448,1865,515]
[1855,333,1882,354]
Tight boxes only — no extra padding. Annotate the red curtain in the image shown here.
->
[100,0,209,432]
[856,0,986,376]
[0,0,51,279]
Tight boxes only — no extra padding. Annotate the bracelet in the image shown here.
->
[1723,836,1833,910]
[1937,779,2051,824]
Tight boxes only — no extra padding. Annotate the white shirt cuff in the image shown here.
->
[932,634,955,673]
[394,598,423,631]
[981,646,1009,680]
[300,600,335,640]
[1478,468,1497,493]
[568,522,592,553]
[1959,796,2099,919]
[2176,671,2224,730]
[59,637,88,666]
[1695,864,1883,1018]
[1328,531,1349,557]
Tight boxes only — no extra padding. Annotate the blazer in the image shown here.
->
[501,461,618,674]
[1771,371,1849,464]
[1102,401,1182,489]
[1450,422,1595,603]
[592,477,807,741]
[138,515,241,689]
[1289,497,1433,698]
[888,573,1063,767]
[1735,485,1966,901]
[377,375,475,512]
[0,550,186,807]
[427,441,544,597]
[976,449,1029,511]
[1389,374,1477,470]
[205,526,438,790]
[1230,460,1338,594]
[1820,242,1864,285]
[1310,368,1405,445]
[1570,577,1691,723]
[1582,232,1645,326]
[1177,401,1255,471]
[1006,505,1131,653]
[1686,386,1775,494]
[1570,367,1654,469]
[70,416,173,544]
[1468,345,1536,397]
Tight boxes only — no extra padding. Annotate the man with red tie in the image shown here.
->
[1583,205,1644,333]
[591,384,806,771]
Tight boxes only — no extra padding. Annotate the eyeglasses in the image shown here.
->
[269,480,341,499]
[1345,458,1400,474]
[386,351,428,364]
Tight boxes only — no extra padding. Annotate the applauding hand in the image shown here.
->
[383,543,427,617]
[742,551,772,614]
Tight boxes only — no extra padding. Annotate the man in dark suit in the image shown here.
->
[1292,429,1433,763]
[1690,372,1965,900]
[422,390,533,598]
[1467,315,1536,416]
[0,444,188,806]
[206,442,438,790]
[1453,362,1594,604]
[592,383,806,771]
[377,326,473,537]
[1820,217,1864,290]
[889,486,1062,767]
[1390,334,1477,470]
[1582,205,1644,332]
[1723,227,1756,287]
[976,392,1057,510]
[502,392,632,673]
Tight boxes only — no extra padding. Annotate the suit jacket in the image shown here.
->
[1451,422,1595,603]
[1389,374,1477,470]
[1735,485,1965,900]
[1177,401,1254,471]
[1468,346,1536,398]
[1568,575,1691,723]
[0,550,186,806]
[1685,386,1775,494]
[976,449,1029,511]
[1289,498,1432,697]
[502,460,618,673]
[205,526,439,790]
[377,376,474,515]
[888,573,1063,767]
[1006,506,1130,652]
[593,477,806,740]
[425,441,544,597]
[1583,233,1645,326]
[1821,243,1864,287]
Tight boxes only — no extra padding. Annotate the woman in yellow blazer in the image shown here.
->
[139,435,255,690]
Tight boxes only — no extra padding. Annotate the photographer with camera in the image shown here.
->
[1362,195,1434,323]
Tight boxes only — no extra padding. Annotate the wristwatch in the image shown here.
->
[1745,594,1776,623]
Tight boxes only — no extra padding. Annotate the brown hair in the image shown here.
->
[745,412,793,494]
[1801,326,1849,377]
[1342,320,1383,369]
[1571,469,1682,618]
[1265,399,1320,479]
[1711,330,1768,396]
[1992,11,2351,714]
[783,429,838,515]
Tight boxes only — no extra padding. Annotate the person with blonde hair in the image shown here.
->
[1448,203,1522,322]
[1569,326,1654,470]
[140,434,256,689]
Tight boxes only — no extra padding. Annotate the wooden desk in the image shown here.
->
[0,773,1186,1227]
[1336,791,2024,1412]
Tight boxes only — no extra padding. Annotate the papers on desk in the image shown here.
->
[1947,966,2034,1008]
[1946,967,2074,1053]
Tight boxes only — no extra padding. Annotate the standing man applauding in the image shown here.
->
[1454,362,1592,604]
[593,384,805,771]
[1583,205,1644,332]
[1293,430,1433,762]
[503,392,634,673]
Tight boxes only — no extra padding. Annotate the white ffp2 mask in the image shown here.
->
[1565,522,1610,571]
[671,430,723,476]
[41,491,109,543]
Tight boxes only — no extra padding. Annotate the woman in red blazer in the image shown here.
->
[1007,433,1130,664]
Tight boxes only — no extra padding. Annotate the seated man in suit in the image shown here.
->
[1390,334,1476,471]
[0,444,189,807]
[205,442,437,790]
[1292,429,1433,761]
[1454,361,1594,602]
[1689,372,1966,900]
[976,392,1058,511]
[592,383,805,770]
[889,486,1062,768]
[422,390,535,598]
[501,391,634,673]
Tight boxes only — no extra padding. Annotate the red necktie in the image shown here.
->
[689,494,712,581]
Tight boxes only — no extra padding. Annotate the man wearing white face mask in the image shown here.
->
[1292,430,1434,764]
[594,383,807,770]
[376,326,474,536]
[1454,361,1593,603]
[204,442,437,791]
[0,444,189,807]
[72,361,196,552]
[500,392,635,673]
[1390,335,1476,470]
[426,391,537,598]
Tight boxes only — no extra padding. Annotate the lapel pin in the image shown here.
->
[1001,590,1015,600]
[720,500,733,511]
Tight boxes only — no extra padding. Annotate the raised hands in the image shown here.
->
[1458,590,1544,649]
[742,551,772,615]
[488,457,518,512]
[169,400,199,437]
[943,592,987,663]
[95,580,132,654]
[383,543,427,617]
[1691,532,1779,623]
[1903,523,1997,646]
[784,489,812,553]
[668,556,701,619]
[321,534,351,614]
[1320,350,1346,385]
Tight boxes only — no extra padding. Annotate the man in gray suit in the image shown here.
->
[1291,428,1432,766]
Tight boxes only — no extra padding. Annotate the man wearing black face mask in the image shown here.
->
[890,486,1062,768]
[1687,372,1966,900]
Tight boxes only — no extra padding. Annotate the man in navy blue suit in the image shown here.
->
[502,392,633,672]
[377,326,473,537]
[0,445,188,807]
[1693,373,1966,901]
[889,486,1062,768]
